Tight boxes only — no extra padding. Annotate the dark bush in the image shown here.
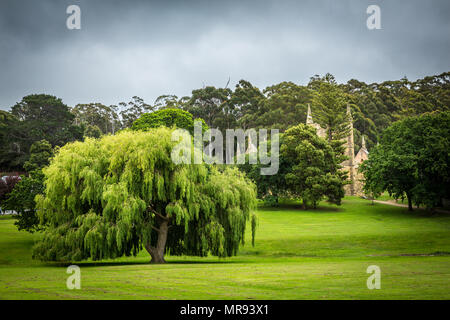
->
[0,175,21,203]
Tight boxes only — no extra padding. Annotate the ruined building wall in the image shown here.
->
[342,105,356,196]
[353,136,369,196]
[306,104,367,197]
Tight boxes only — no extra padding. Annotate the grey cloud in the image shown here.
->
[0,0,449,110]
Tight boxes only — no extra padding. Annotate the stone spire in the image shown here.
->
[346,104,353,120]
[306,103,314,124]
[361,135,367,150]
[306,103,326,139]
[345,104,354,157]
[246,133,257,154]
[236,140,242,158]
[344,103,355,196]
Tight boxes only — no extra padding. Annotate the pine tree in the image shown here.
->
[311,81,350,159]
[310,80,352,193]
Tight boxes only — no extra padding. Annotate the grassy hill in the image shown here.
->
[0,197,449,299]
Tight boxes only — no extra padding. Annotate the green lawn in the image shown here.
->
[1,197,449,299]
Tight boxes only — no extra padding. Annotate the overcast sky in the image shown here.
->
[0,0,449,110]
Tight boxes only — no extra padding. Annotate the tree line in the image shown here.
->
[0,71,448,263]
[2,72,448,173]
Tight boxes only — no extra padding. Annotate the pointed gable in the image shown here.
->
[355,136,369,166]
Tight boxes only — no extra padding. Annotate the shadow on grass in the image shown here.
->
[363,200,450,219]
[165,259,245,265]
[45,258,247,268]
[258,202,344,213]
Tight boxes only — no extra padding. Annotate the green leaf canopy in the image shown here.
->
[33,127,256,263]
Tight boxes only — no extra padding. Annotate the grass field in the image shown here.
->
[1,197,449,299]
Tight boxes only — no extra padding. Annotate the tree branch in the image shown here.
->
[147,206,170,221]
[155,211,169,221]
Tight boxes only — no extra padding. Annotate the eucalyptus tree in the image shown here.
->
[154,95,189,110]
[72,103,119,134]
[185,86,232,131]
[231,80,266,130]
[258,82,311,132]
[118,96,154,129]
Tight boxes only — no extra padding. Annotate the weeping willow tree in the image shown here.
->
[32,127,257,263]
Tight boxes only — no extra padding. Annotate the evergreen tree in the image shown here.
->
[310,80,350,152]
[5,140,53,232]
[185,86,232,131]
[360,111,450,211]
[231,80,265,130]
[11,94,83,150]
[83,124,103,139]
[118,96,154,129]
[5,171,44,233]
[0,110,25,171]
[239,138,290,206]
[281,124,345,208]
[72,103,120,134]
[23,140,53,173]
[257,82,311,132]
[309,80,351,191]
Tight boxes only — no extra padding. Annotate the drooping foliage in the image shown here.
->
[32,128,257,262]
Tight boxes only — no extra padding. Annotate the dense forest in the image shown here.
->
[1,71,449,173]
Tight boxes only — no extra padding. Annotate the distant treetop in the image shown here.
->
[131,108,208,135]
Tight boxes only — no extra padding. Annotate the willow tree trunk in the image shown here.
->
[145,220,169,264]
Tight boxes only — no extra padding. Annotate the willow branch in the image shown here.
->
[147,206,170,221]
